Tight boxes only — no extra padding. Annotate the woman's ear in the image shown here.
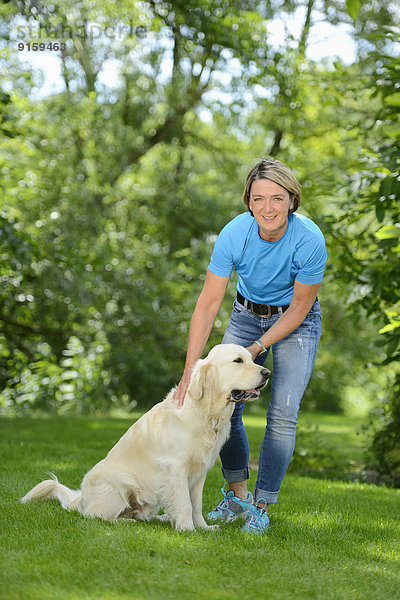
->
[288,193,296,214]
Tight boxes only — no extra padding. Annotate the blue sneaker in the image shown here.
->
[242,498,270,534]
[207,485,254,522]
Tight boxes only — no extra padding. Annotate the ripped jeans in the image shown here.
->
[220,298,322,504]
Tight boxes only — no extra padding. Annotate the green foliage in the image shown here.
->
[1,0,264,410]
[0,335,115,415]
[301,291,386,413]
[0,0,398,457]
[368,374,400,486]
[346,0,362,20]
[325,36,400,483]
[0,209,47,382]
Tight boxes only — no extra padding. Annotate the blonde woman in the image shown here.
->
[174,157,327,534]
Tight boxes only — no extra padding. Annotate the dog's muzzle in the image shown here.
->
[229,369,270,402]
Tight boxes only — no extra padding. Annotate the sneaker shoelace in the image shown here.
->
[247,499,268,529]
[248,509,264,527]
[216,486,230,512]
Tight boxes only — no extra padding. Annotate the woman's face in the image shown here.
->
[249,179,294,242]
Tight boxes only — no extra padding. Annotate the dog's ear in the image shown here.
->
[187,360,217,402]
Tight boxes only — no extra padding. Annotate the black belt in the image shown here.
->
[237,292,290,318]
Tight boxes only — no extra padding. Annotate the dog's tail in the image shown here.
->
[21,473,82,511]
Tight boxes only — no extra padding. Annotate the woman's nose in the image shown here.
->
[263,199,273,212]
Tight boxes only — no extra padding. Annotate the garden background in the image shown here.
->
[0,1,400,597]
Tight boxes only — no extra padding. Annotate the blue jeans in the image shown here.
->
[220,298,322,504]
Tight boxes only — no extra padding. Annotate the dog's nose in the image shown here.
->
[261,368,271,379]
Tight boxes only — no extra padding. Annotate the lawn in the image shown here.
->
[1,411,399,600]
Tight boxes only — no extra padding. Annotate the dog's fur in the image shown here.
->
[21,344,269,531]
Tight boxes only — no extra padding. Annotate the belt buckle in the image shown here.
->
[251,303,272,319]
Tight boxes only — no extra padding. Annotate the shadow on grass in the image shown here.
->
[2,416,400,600]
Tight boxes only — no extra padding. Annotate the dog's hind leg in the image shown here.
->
[132,503,159,522]
[81,480,130,521]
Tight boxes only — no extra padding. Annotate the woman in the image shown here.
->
[174,157,327,535]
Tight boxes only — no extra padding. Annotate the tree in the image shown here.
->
[1,0,398,418]
[0,0,273,409]
[326,31,400,483]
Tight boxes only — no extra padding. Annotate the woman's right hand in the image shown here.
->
[174,368,193,408]
[173,270,230,408]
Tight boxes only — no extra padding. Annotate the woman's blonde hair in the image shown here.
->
[242,157,301,216]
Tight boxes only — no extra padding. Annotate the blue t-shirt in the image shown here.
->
[208,212,327,305]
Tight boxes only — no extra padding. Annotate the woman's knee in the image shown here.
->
[266,398,300,434]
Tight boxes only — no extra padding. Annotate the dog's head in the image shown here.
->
[187,344,270,408]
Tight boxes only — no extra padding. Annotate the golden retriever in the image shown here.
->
[21,344,270,531]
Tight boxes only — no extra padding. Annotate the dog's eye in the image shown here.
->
[233,357,244,363]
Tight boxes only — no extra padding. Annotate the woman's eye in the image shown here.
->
[233,357,243,363]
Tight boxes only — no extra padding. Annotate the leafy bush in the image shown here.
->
[368,374,400,487]
[289,421,362,482]
[325,36,400,485]
[0,335,123,415]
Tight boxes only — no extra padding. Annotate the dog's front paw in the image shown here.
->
[193,515,219,529]
[175,519,195,532]
[201,523,219,531]
[194,517,219,530]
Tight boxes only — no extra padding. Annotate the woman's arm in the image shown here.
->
[174,270,230,406]
[246,280,321,359]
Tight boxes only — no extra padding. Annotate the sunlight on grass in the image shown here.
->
[305,422,356,435]
[242,414,266,428]
[365,545,400,564]
[31,459,81,472]
[2,416,400,600]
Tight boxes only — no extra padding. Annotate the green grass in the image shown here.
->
[1,412,400,600]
